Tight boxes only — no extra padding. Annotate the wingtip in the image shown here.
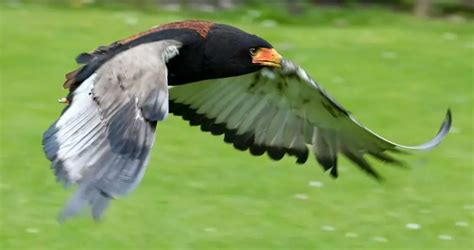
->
[445,108,452,128]
[394,108,452,152]
[434,107,452,143]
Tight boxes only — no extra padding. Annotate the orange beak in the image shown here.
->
[252,48,282,67]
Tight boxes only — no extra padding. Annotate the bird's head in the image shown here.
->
[202,24,282,78]
[166,22,282,85]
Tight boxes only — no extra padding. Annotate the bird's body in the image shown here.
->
[43,20,451,221]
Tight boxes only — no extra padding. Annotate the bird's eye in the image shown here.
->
[249,48,257,56]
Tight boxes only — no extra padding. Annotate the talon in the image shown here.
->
[58,97,70,105]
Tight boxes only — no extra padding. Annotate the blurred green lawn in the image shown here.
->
[1,3,473,250]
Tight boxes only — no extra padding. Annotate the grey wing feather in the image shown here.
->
[43,40,181,221]
[169,58,451,179]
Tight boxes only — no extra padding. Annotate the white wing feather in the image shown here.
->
[43,40,182,221]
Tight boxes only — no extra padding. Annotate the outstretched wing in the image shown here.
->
[43,40,181,221]
[169,59,451,178]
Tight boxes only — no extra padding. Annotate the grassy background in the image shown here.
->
[1,3,473,250]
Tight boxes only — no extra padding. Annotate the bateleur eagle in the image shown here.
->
[42,20,452,221]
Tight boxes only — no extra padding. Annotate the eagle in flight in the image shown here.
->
[42,20,452,221]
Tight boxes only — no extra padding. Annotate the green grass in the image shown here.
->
[1,3,473,250]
